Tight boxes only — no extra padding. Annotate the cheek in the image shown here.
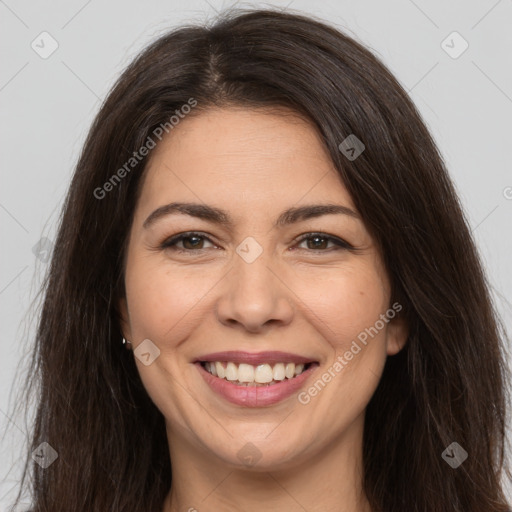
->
[291,261,389,351]
[126,257,389,348]
[124,258,219,342]
[125,247,390,353]
[123,261,215,424]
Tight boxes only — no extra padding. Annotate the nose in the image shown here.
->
[215,248,294,333]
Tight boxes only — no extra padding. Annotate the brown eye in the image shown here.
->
[160,232,217,252]
[180,235,206,250]
[294,233,353,251]
[303,235,330,250]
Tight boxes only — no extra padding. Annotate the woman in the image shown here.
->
[11,7,511,512]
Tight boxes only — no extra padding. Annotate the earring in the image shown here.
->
[122,337,131,345]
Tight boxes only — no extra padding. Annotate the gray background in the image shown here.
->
[1,0,511,508]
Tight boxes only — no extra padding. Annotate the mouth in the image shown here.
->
[194,351,319,407]
[199,360,315,386]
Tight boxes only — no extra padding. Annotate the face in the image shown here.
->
[119,107,407,471]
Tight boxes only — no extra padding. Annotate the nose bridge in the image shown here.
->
[234,241,274,294]
[215,237,293,331]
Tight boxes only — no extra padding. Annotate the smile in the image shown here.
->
[200,361,311,386]
[194,351,319,407]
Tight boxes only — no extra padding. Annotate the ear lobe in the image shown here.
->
[386,314,408,356]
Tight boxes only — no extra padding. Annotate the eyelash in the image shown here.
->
[159,231,354,254]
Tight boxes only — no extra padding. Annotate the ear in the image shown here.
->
[386,313,408,356]
[118,296,133,350]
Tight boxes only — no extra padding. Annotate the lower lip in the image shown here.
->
[195,362,318,407]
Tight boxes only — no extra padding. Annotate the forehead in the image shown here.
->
[135,107,356,221]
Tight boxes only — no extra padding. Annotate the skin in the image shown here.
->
[119,106,408,512]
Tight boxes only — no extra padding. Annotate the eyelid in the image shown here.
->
[293,232,355,251]
[160,231,218,250]
[159,231,355,253]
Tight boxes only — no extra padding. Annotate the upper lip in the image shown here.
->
[194,351,317,365]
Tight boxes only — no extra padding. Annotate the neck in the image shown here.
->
[162,413,372,512]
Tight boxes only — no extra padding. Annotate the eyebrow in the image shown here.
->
[143,202,360,230]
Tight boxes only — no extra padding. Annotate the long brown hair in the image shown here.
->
[9,7,511,511]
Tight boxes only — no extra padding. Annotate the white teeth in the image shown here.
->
[237,363,255,382]
[273,362,286,381]
[225,362,238,381]
[254,364,273,383]
[215,361,225,379]
[285,363,295,379]
[203,360,310,384]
